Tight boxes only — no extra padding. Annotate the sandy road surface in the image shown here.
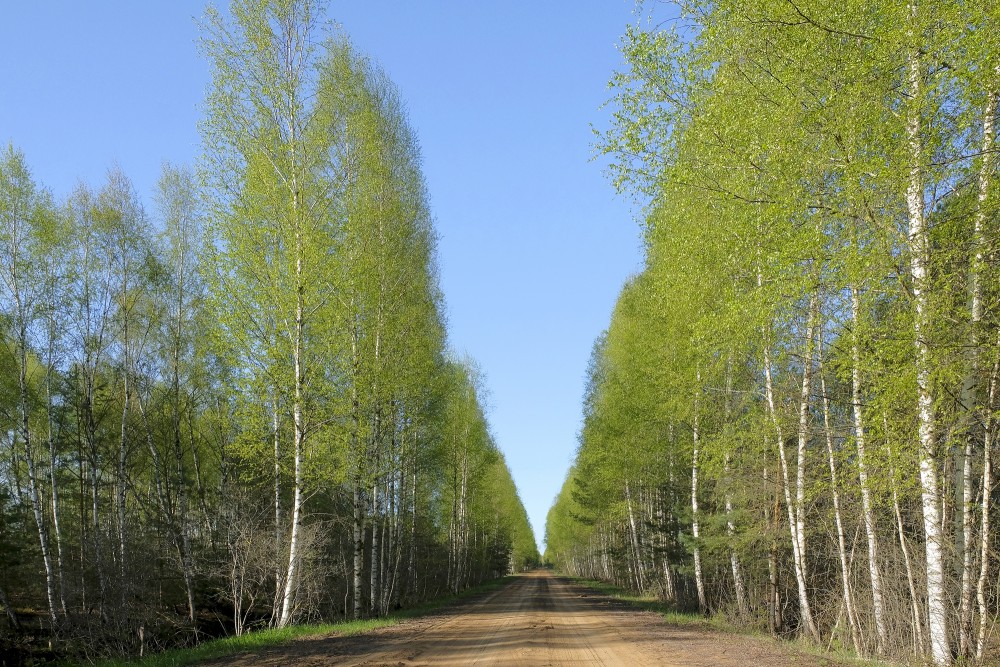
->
[211,571,850,666]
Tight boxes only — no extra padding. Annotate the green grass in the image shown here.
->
[85,619,395,667]
[76,577,514,667]
[567,577,728,629]
[565,577,886,667]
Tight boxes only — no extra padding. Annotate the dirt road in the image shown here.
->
[212,571,850,666]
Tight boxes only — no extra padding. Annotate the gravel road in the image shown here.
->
[209,571,853,666]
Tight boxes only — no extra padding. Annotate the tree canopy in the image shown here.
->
[547,2,1000,664]
[0,1,537,661]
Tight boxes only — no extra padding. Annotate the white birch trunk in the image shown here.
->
[763,284,819,642]
[962,80,998,657]
[723,359,749,616]
[279,384,304,627]
[766,464,781,634]
[353,480,365,618]
[904,8,949,660]
[4,253,60,624]
[975,344,999,660]
[13,314,58,626]
[370,477,381,614]
[758,264,813,638]
[44,306,67,616]
[20,395,58,625]
[819,339,861,654]
[278,138,306,625]
[792,293,819,641]
[458,452,469,590]
[625,481,645,592]
[117,311,129,599]
[976,352,1000,661]
[892,457,927,657]
[691,372,707,614]
[272,399,283,623]
[850,286,888,653]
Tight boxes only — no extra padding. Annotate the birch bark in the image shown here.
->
[762,281,819,642]
[975,345,998,660]
[903,5,949,660]
[690,370,707,614]
[850,285,888,653]
[723,359,749,616]
[961,79,997,656]
[819,332,861,654]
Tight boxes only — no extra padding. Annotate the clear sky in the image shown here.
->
[0,1,651,551]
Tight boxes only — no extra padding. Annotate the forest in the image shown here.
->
[0,0,537,662]
[545,1,1000,666]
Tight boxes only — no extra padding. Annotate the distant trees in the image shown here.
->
[547,1,999,665]
[0,0,536,662]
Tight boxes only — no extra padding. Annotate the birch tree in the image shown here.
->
[0,144,59,624]
[550,2,1000,664]
[201,0,339,629]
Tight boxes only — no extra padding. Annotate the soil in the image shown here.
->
[207,571,855,666]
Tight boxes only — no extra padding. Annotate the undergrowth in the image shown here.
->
[568,578,729,629]
[72,577,513,667]
[565,577,885,667]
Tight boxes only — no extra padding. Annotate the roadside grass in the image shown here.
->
[77,577,514,667]
[567,577,724,629]
[565,577,885,667]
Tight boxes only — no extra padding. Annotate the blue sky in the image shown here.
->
[0,1,652,551]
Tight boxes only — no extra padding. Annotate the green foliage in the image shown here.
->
[552,1,1000,663]
[0,2,536,662]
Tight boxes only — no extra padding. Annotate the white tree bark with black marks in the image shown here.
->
[850,286,888,653]
[819,332,861,654]
[903,6,948,660]
[690,369,706,614]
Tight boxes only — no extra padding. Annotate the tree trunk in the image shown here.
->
[88,406,107,618]
[904,9,949,660]
[370,475,381,615]
[723,358,749,616]
[850,285,888,654]
[171,337,196,629]
[278,246,305,628]
[976,342,999,660]
[117,286,130,603]
[457,452,469,591]
[21,400,59,626]
[765,464,782,635]
[791,292,819,642]
[961,79,998,658]
[353,479,366,618]
[0,584,20,631]
[893,464,927,657]
[272,397,283,624]
[764,289,819,642]
[759,264,815,639]
[278,46,308,628]
[15,311,59,625]
[137,392,192,636]
[44,310,67,617]
[819,337,861,655]
[407,465,417,605]
[624,480,645,592]
[690,373,707,614]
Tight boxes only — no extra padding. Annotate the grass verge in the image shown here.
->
[565,577,725,629]
[564,576,884,667]
[77,577,514,667]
